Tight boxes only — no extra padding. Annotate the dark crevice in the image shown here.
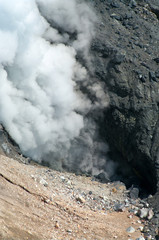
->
[98,107,157,196]
[0,173,33,195]
[106,146,156,197]
[149,5,159,20]
[0,173,48,203]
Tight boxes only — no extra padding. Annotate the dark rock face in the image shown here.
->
[90,0,159,192]
[90,0,159,237]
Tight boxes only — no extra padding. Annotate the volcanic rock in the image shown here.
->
[126,226,136,233]
[89,0,159,237]
[91,0,159,192]
[130,187,140,200]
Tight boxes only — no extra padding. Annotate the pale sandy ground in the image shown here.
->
[0,154,145,240]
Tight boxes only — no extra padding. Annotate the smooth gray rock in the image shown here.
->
[126,226,135,233]
[130,187,139,199]
[114,203,125,212]
[147,209,154,220]
[136,237,145,240]
[39,178,48,187]
[139,208,149,219]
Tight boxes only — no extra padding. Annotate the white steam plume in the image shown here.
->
[0,0,111,177]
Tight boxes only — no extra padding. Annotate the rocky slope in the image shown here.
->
[0,154,153,240]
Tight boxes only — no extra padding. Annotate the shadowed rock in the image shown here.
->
[89,0,159,237]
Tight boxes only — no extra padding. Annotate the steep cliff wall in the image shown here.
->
[91,0,159,193]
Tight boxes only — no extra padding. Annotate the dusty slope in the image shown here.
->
[0,154,145,240]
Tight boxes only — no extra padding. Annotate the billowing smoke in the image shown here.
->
[0,0,112,178]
